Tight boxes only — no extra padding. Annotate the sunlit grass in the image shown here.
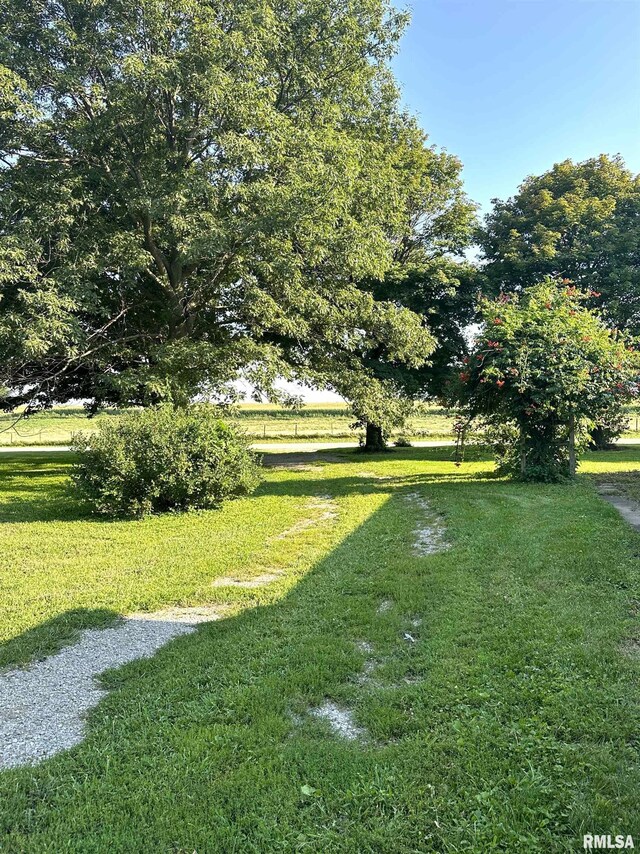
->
[0,445,639,850]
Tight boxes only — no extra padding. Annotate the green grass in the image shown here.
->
[0,447,639,851]
[586,447,640,503]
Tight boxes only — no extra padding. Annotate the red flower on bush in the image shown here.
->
[493,317,503,325]
[545,302,552,309]
[496,379,505,388]
[459,372,470,382]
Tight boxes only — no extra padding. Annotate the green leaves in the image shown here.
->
[455,278,639,481]
[479,155,640,334]
[0,0,431,413]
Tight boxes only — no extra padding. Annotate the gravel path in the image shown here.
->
[0,608,221,770]
[596,484,640,531]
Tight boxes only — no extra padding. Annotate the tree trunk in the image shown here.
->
[519,425,527,478]
[588,424,611,450]
[568,413,576,477]
[363,421,386,452]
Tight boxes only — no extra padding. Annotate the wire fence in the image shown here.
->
[3,415,640,447]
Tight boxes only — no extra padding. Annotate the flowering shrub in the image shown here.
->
[72,405,261,517]
[453,279,639,481]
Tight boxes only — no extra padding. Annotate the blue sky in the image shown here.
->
[263,0,640,402]
[392,0,640,214]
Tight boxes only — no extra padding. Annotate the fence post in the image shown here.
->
[295,423,298,438]
[263,424,266,438]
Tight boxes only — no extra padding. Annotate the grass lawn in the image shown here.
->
[0,447,639,851]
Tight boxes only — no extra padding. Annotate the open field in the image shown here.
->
[4,403,640,446]
[0,403,456,445]
[0,446,639,850]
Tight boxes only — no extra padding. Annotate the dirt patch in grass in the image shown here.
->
[273,495,338,539]
[594,471,640,504]
[620,638,640,657]
[309,702,366,741]
[404,492,449,555]
[212,573,282,589]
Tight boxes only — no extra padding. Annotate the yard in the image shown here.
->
[0,446,639,851]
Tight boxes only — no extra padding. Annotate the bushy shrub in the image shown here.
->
[393,435,413,448]
[452,279,639,482]
[72,406,261,517]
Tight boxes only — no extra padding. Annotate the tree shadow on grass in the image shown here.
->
[0,475,637,851]
[0,608,119,672]
[260,444,492,467]
[0,446,498,525]
[256,468,501,501]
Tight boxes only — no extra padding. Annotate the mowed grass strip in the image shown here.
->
[0,448,639,851]
[0,451,383,668]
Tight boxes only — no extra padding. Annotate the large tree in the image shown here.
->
[354,143,478,449]
[0,0,434,414]
[479,155,640,333]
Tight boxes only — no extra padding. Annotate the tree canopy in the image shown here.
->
[479,155,640,334]
[352,143,477,447]
[0,0,434,413]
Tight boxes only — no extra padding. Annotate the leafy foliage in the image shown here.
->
[351,142,478,447]
[0,0,433,417]
[453,279,639,481]
[479,155,640,333]
[72,406,261,517]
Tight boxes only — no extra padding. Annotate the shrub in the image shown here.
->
[72,406,261,517]
[452,279,639,482]
[393,435,413,448]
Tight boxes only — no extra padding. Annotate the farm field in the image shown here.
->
[0,445,639,850]
[0,403,456,446]
[4,403,640,446]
